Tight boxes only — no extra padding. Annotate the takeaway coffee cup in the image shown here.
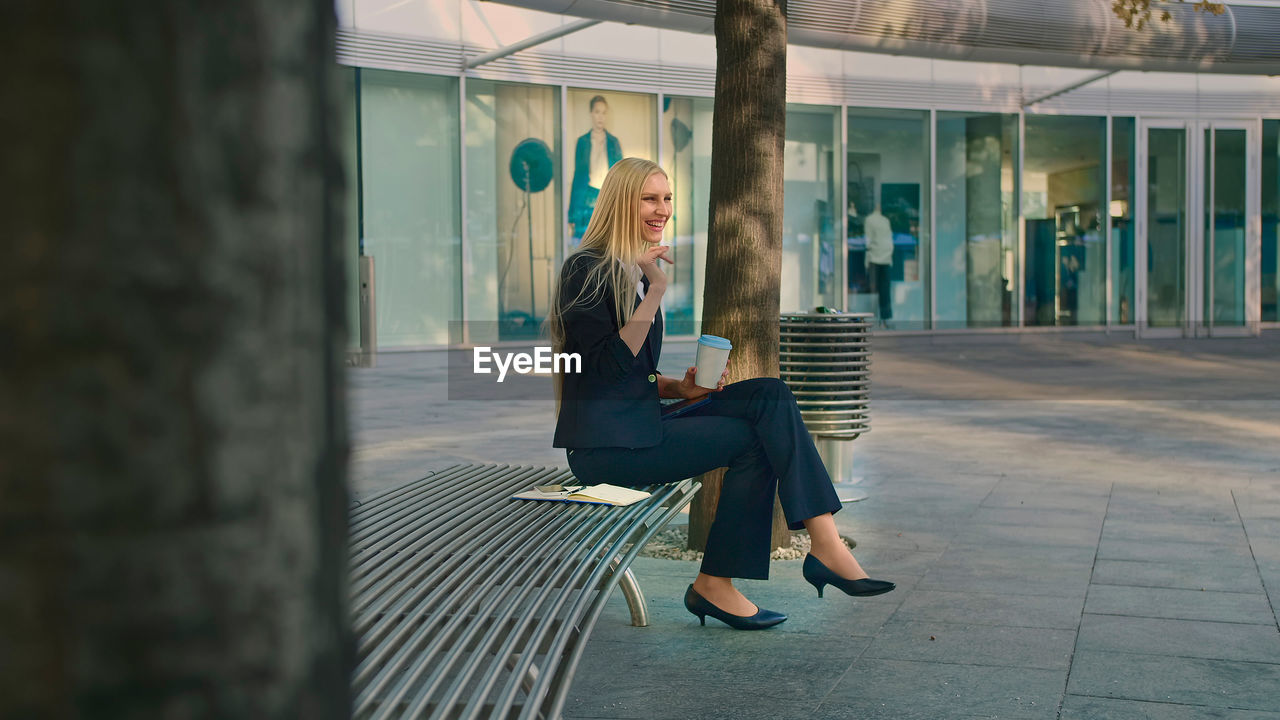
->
[694,334,733,388]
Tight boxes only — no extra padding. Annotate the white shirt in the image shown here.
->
[864,211,894,266]
[588,131,608,189]
[636,279,658,324]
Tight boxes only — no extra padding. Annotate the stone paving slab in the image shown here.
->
[1084,584,1276,624]
[1257,565,1280,623]
[1060,695,1280,719]
[1096,537,1259,566]
[1091,558,1270,594]
[1253,543,1280,567]
[860,619,1075,670]
[1065,650,1280,711]
[1104,491,1243,523]
[1236,502,1280,524]
[1097,504,1245,525]
[952,519,1104,549]
[977,482,1113,512]
[915,544,1095,597]
[1076,614,1280,663]
[967,505,1108,530]
[814,658,1064,720]
[890,589,1085,630]
[1100,517,1251,544]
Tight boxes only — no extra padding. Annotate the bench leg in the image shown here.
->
[616,566,649,627]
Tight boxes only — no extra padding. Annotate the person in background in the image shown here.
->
[863,203,894,328]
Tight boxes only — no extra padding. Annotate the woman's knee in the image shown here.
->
[736,376,793,399]
[728,435,768,468]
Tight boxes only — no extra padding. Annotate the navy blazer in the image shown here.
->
[552,252,663,449]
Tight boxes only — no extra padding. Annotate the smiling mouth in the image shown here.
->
[645,220,665,231]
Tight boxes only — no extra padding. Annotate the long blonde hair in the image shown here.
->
[548,157,667,405]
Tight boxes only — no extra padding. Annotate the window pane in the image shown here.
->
[1263,120,1278,322]
[360,70,460,347]
[465,80,561,341]
[661,96,713,336]
[1023,115,1106,326]
[783,105,842,313]
[1111,117,1136,325]
[936,112,1019,328]
[344,67,360,351]
[847,108,930,330]
[1147,127,1187,328]
[1210,128,1247,326]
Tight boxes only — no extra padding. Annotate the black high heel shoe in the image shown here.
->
[803,554,896,598]
[683,585,787,630]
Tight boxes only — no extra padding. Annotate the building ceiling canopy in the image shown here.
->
[490,0,1280,75]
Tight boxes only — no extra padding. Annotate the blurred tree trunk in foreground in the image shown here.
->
[0,2,351,717]
[688,0,791,552]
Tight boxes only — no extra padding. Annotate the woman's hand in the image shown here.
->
[674,359,730,399]
[637,244,672,293]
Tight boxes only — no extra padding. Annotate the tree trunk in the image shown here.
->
[688,0,791,553]
[0,2,351,717]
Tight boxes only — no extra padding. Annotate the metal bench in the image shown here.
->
[348,464,699,719]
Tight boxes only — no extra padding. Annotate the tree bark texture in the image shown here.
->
[0,3,351,717]
[688,0,791,553]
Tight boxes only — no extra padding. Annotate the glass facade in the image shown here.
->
[1023,115,1107,326]
[465,80,561,341]
[338,64,1277,345]
[360,69,461,347]
[847,108,930,329]
[661,96,714,336]
[1265,120,1279,323]
[936,112,1019,328]
[782,105,842,313]
[1111,118,1136,325]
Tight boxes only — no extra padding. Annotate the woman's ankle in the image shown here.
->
[808,537,849,561]
[693,573,733,593]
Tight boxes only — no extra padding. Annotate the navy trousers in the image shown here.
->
[870,261,892,320]
[566,377,842,580]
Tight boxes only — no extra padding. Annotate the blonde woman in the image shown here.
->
[549,158,893,631]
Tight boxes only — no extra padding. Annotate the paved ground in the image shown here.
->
[349,330,1280,719]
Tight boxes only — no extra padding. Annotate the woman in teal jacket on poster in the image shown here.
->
[568,95,623,243]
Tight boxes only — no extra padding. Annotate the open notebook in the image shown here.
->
[511,483,651,507]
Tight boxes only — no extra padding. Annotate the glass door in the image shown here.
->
[1136,120,1257,336]
[1202,122,1255,336]
[1137,122,1188,335]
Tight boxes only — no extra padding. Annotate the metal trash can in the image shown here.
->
[779,311,872,500]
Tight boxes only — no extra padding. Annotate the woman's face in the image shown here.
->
[590,101,608,130]
[638,172,672,244]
